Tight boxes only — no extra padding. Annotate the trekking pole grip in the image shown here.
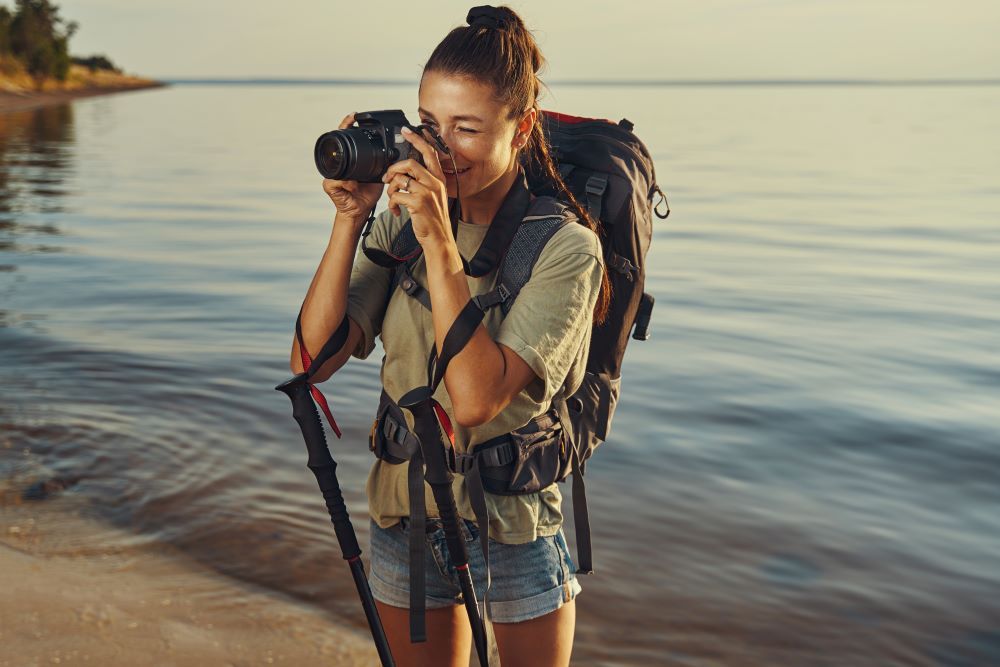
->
[310,461,362,559]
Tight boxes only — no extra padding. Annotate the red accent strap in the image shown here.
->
[542,110,614,125]
[299,339,343,439]
[431,399,455,447]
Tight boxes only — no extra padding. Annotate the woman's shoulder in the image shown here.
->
[535,218,603,267]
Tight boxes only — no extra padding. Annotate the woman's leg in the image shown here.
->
[375,600,472,667]
[492,599,576,667]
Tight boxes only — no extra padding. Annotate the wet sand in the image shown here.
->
[0,499,377,667]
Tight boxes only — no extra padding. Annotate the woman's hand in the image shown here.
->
[382,127,453,246]
[321,113,385,226]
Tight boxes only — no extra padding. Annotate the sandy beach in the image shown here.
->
[0,492,377,667]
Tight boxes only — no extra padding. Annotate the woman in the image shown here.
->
[291,6,609,666]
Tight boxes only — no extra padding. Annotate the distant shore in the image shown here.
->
[0,64,165,114]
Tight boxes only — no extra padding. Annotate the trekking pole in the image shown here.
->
[399,385,490,667]
[275,372,395,667]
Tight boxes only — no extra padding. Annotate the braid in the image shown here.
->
[526,107,611,325]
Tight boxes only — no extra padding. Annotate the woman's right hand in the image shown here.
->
[322,113,385,225]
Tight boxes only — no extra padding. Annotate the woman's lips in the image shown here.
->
[442,166,470,176]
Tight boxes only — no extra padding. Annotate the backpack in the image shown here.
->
[520,111,668,572]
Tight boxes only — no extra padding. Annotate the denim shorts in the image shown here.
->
[368,517,582,624]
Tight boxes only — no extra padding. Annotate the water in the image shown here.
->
[2,82,999,666]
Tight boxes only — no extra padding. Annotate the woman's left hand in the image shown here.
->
[383,127,453,247]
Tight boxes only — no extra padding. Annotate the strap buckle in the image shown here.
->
[585,175,608,197]
[471,282,511,311]
[453,452,476,475]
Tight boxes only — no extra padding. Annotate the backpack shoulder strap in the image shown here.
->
[387,221,433,310]
[491,196,576,316]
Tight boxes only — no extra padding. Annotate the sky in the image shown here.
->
[47,0,1000,81]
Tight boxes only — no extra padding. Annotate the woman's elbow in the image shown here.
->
[451,393,500,429]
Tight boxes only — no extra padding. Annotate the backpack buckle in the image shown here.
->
[585,175,608,197]
[471,283,511,311]
[453,452,476,475]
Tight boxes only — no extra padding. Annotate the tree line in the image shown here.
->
[0,0,120,85]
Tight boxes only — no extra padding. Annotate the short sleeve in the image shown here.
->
[345,209,401,359]
[495,223,604,404]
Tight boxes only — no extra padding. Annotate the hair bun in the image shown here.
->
[466,5,507,30]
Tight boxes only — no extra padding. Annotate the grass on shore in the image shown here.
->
[0,55,159,94]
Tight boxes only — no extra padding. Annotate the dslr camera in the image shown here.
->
[314,110,436,183]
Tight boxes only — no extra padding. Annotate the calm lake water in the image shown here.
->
[2,82,999,666]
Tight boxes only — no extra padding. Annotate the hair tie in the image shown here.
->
[467,5,506,30]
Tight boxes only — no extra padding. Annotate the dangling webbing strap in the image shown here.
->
[294,306,351,438]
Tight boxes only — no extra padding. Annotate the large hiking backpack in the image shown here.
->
[524,110,670,573]
[527,110,669,481]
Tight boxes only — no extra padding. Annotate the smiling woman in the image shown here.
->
[289,5,609,667]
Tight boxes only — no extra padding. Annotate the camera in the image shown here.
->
[314,110,423,183]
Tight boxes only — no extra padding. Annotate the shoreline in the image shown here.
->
[0,81,167,114]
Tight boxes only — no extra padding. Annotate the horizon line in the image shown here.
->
[159,76,1000,87]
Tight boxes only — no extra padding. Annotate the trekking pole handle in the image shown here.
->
[398,387,454,487]
[275,374,360,557]
[397,387,471,565]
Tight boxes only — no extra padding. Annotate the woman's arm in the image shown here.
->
[421,241,538,427]
[290,113,385,382]
[289,213,367,383]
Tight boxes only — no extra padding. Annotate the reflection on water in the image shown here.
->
[2,84,1000,665]
[0,103,74,217]
[0,105,74,329]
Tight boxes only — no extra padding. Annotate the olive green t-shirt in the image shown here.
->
[346,204,603,544]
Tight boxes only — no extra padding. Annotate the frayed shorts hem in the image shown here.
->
[369,565,582,624]
[368,518,582,624]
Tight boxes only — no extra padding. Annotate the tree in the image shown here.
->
[0,7,13,54]
[8,0,78,86]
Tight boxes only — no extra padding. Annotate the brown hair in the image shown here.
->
[423,6,611,324]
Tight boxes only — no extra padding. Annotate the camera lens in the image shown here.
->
[314,128,387,182]
[316,133,348,179]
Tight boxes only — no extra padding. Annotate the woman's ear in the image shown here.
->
[513,107,536,149]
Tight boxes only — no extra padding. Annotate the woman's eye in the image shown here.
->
[458,127,478,134]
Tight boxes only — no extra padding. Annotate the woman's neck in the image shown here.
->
[458,165,520,226]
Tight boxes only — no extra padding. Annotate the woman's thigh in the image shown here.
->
[375,600,472,667]
[493,600,575,667]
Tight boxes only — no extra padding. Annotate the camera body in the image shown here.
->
[314,110,422,183]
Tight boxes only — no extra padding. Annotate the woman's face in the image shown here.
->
[417,70,527,199]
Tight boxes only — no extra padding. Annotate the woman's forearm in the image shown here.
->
[422,241,533,427]
[289,214,365,380]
